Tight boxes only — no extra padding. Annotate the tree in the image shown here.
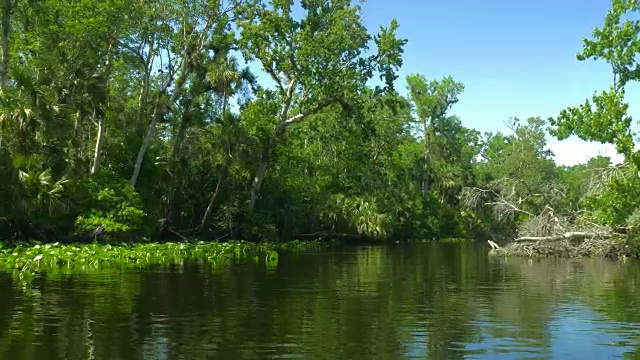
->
[200,54,254,229]
[235,0,406,210]
[549,0,640,168]
[406,74,464,196]
[462,117,561,238]
[548,0,640,228]
[0,0,13,88]
[130,0,241,187]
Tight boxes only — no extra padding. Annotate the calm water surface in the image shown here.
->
[2,242,640,359]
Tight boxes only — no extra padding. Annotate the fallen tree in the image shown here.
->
[461,176,636,259]
[513,231,611,242]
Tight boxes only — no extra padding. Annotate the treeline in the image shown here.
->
[0,0,638,243]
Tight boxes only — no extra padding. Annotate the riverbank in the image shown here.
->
[488,236,640,260]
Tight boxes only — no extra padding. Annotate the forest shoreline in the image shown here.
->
[1,0,640,252]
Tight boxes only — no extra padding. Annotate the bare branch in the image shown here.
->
[460,184,534,221]
[263,63,285,95]
[276,97,340,135]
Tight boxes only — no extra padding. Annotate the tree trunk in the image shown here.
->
[90,118,105,174]
[248,79,297,211]
[90,39,115,174]
[200,156,230,229]
[514,232,611,242]
[165,99,193,225]
[1,0,11,87]
[130,103,160,187]
[200,88,231,227]
[129,20,214,188]
[245,81,338,211]
[172,99,192,159]
[130,74,187,187]
[136,38,154,129]
[422,118,430,196]
[249,147,272,210]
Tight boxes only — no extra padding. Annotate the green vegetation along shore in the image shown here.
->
[0,240,334,280]
[0,0,640,257]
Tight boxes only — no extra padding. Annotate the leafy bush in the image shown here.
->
[322,194,391,239]
[74,173,146,236]
[581,173,640,226]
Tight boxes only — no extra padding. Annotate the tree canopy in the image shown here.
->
[0,0,638,244]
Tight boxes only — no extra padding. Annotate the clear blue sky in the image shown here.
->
[360,0,639,165]
[246,0,639,165]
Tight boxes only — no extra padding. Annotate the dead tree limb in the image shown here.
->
[514,232,611,242]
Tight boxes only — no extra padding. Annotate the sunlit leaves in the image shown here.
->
[545,0,640,230]
[550,87,634,156]
[0,240,332,275]
[324,194,391,239]
[406,74,464,124]
[236,0,405,107]
[550,0,639,163]
[578,0,640,87]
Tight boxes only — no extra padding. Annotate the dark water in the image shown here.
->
[2,242,640,359]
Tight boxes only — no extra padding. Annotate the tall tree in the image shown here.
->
[406,74,464,196]
[130,0,241,187]
[200,55,252,229]
[235,0,406,210]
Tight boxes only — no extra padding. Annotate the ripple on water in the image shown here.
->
[3,243,640,359]
[546,302,640,359]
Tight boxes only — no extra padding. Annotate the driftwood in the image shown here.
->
[513,232,611,242]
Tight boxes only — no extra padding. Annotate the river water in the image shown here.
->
[1,242,640,359]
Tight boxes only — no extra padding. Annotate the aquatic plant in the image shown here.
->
[437,238,474,243]
[0,240,334,279]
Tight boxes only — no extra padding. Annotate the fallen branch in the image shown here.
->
[487,239,500,249]
[514,231,611,242]
[167,227,190,241]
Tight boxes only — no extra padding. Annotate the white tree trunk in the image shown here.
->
[130,113,158,187]
[130,71,187,187]
[90,118,105,174]
[249,156,270,210]
[90,40,114,174]
[201,158,230,228]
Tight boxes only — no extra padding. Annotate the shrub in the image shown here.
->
[74,173,146,236]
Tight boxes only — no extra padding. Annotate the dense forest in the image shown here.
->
[0,0,639,244]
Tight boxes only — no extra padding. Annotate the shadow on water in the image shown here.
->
[1,242,640,359]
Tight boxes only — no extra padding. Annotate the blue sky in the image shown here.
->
[359,0,637,165]
[243,0,639,165]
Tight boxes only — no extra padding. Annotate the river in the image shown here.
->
[1,241,640,359]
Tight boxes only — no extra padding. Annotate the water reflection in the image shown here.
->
[1,242,640,359]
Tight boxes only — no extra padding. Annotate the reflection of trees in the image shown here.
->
[2,244,640,359]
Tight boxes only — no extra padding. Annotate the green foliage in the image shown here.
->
[406,74,465,124]
[325,194,391,239]
[10,154,70,221]
[581,170,640,226]
[544,0,640,234]
[74,174,146,235]
[0,240,333,277]
[0,0,637,249]
[549,0,640,166]
[551,88,634,157]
